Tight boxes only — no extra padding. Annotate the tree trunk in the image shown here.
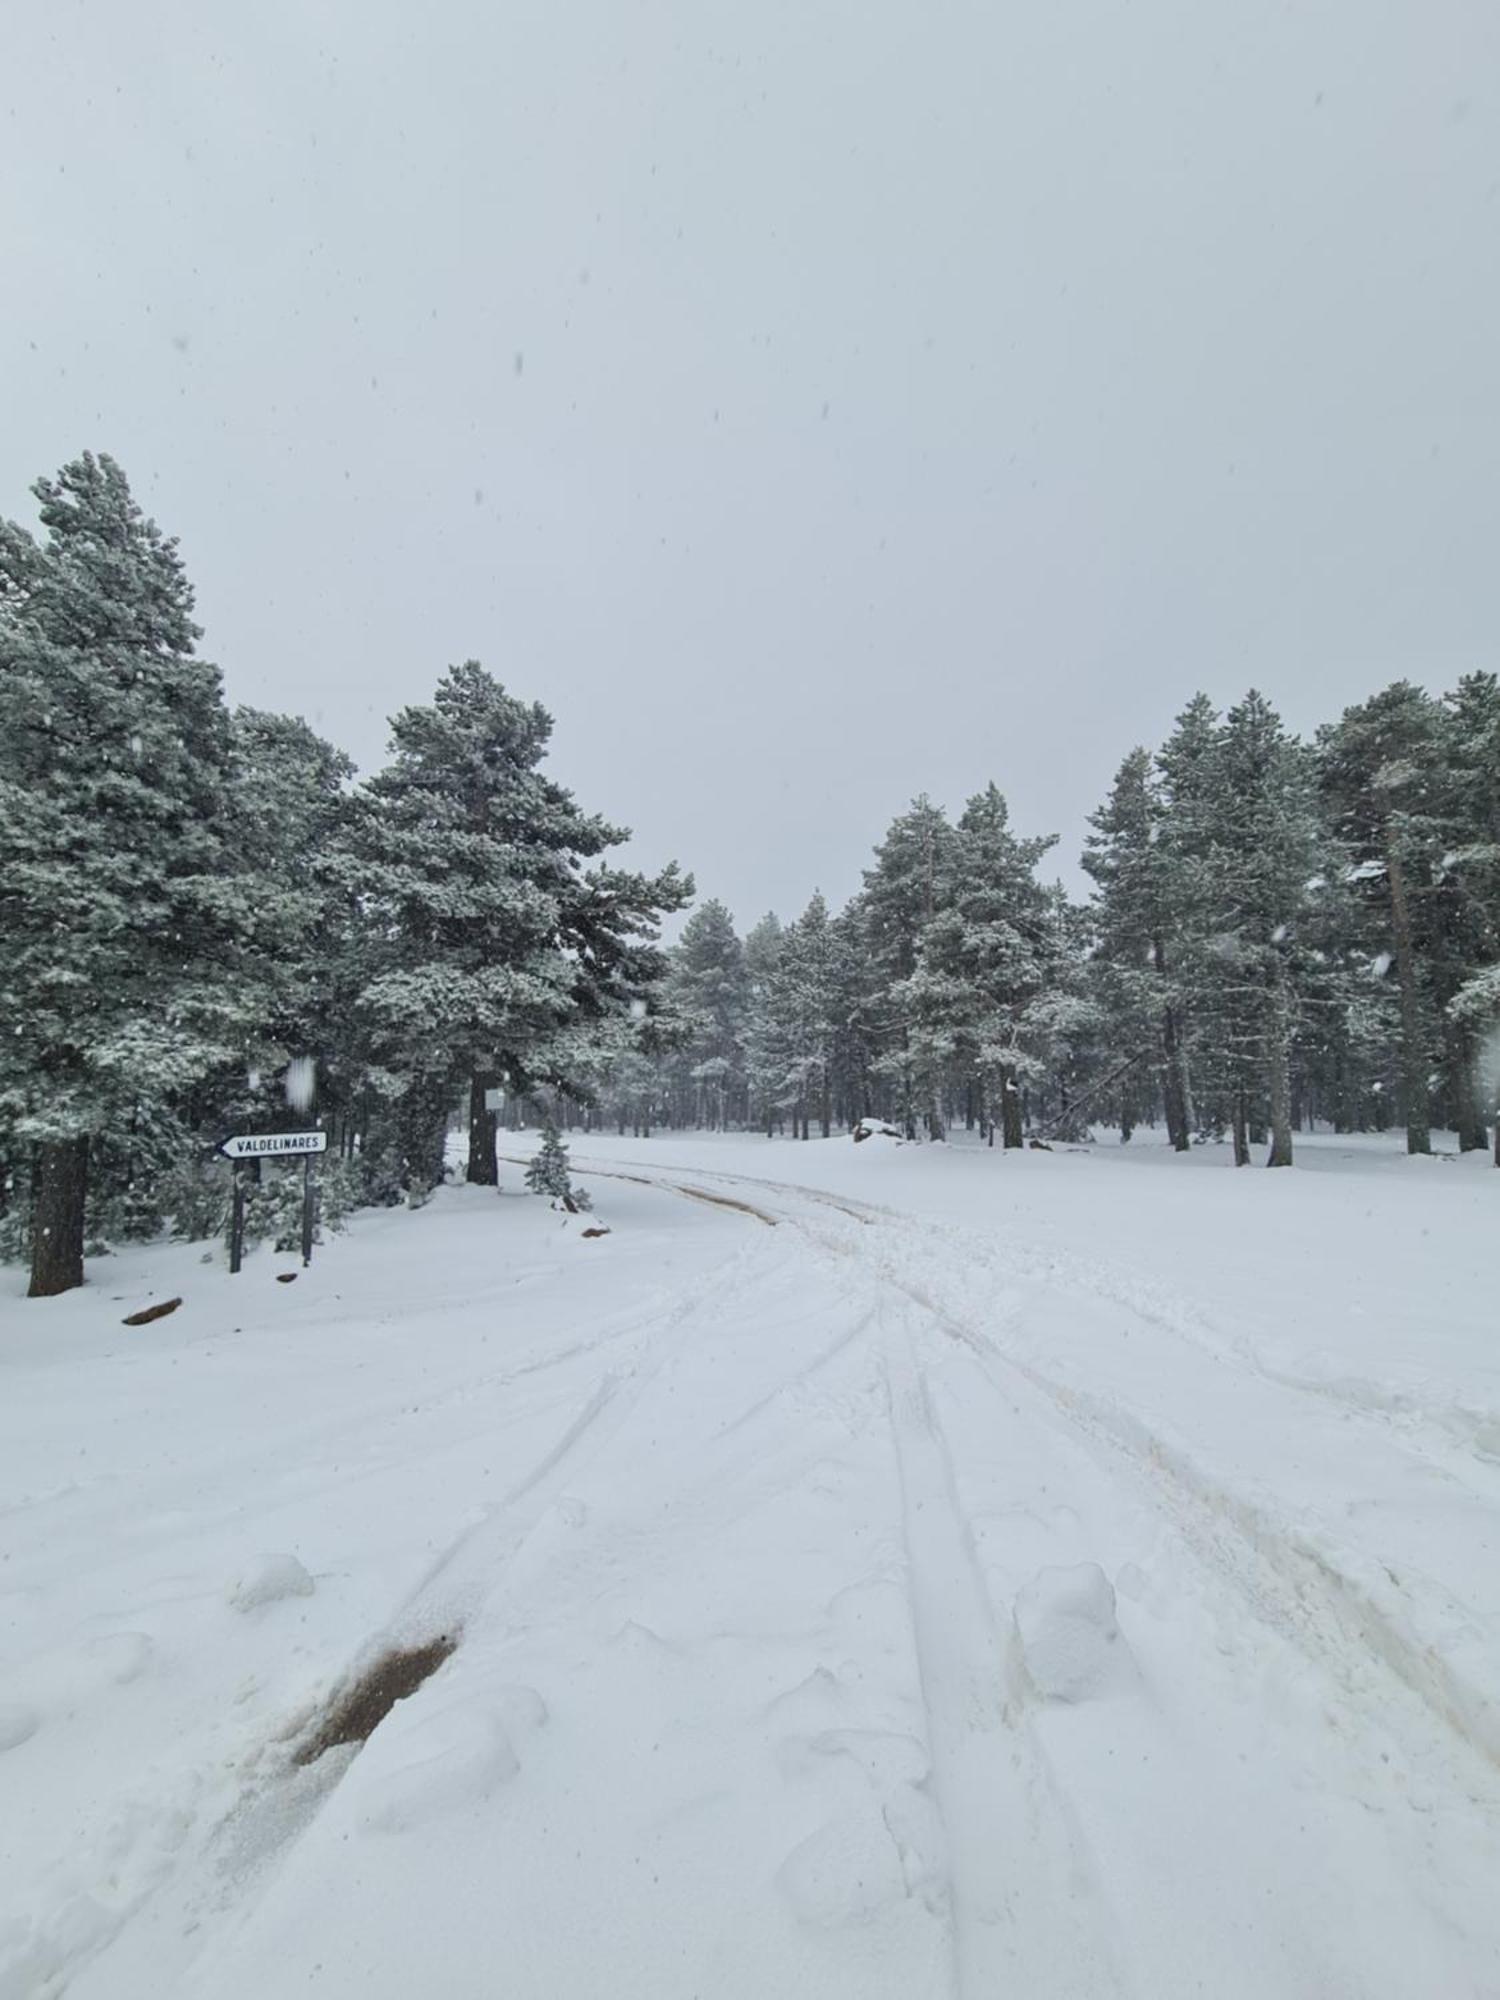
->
[28,1136,88,1298]
[1001,1067,1024,1149]
[467,1074,499,1185]
[1231,1088,1250,1168]
[1445,1020,1487,1153]
[1153,939,1191,1153]
[1265,969,1294,1167]
[1385,839,1431,1154]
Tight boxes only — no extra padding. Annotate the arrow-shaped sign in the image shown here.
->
[219,1131,328,1160]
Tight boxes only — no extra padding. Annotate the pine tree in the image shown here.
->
[665,900,748,1128]
[334,662,688,1196]
[770,892,840,1138]
[861,796,956,1138]
[0,454,250,1295]
[742,913,787,1134]
[1208,693,1322,1166]
[921,784,1069,1148]
[1318,684,1452,1154]
[1082,748,1191,1148]
[525,1121,591,1209]
[1436,674,1500,1149]
[207,707,357,1152]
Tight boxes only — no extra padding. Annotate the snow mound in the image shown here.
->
[495,1682,549,1734]
[775,1805,909,1928]
[0,1702,40,1753]
[356,1696,520,1835]
[1014,1562,1135,1703]
[227,1553,315,1612]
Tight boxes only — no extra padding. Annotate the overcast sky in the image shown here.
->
[6,1,1499,920]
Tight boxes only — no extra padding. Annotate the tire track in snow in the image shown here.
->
[172,1221,783,1957]
[852,1233,1500,1784]
[644,1155,1500,1793]
[877,1300,1128,1998]
[594,1163,1500,1906]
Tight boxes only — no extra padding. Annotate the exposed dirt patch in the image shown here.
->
[672,1184,778,1226]
[295,1634,458,1766]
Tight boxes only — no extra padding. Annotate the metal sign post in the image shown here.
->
[229,1167,248,1275]
[218,1131,328,1273]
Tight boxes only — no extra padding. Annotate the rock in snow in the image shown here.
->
[852,1117,902,1143]
[1014,1562,1135,1703]
[226,1553,316,1613]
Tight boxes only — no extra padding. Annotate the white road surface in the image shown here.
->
[2,1130,1498,1998]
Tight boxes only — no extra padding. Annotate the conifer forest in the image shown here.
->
[4,453,1497,1301]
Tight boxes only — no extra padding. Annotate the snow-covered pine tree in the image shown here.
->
[207,707,357,1153]
[770,892,840,1138]
[1083,747,1191,1148]
[921,784,1074,1148]
[826,903,872,1130]
[1153,693,1231,1139]
[1206,692,1322,1167]
[860,796,957,1138]
[525,1122,591,1209]
[665,900,748,1129]
[334,662,688,1197]
[742,912,787,1135]
[0,454,251,1295]
[1435,673,1500,1149]
[1318,683,1453,1155]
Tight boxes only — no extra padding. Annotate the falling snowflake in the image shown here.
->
[284,1055,317,1111]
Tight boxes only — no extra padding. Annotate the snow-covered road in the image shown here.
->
[3,1133,1499,1997]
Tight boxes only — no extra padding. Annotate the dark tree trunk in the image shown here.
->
[28,1136,88,1298]
[1385,840,1431,1154]
[1265,971,1294,1167]
[1001,1067,1024,1149]
[1153,939,1191,1153]
[467,1074,499,1185]
[1445,1021,1487,1153]
[1231,1089,1250,1168]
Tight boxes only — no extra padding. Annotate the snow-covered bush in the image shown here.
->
[245,1158,360,1253]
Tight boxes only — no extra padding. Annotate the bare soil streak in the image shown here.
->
[295,1635,458,1766]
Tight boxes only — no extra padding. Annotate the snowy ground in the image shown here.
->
[3,1129,1499,1999]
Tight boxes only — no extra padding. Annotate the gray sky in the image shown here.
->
[6,1,1499,921]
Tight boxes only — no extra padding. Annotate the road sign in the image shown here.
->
[219,1131,328,1161]
[484,1088,504,1111]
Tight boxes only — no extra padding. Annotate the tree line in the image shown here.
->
[3,454,1497,1298]
[0,455,689,1296]
[557,700,1500,1167]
